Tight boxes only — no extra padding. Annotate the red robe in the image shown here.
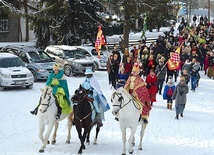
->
[124,75,151,120]
[146,74,158,102]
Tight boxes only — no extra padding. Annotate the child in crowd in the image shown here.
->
[172,76,189,120]
[163,76,175,110]
[116,67,128,89]
[124,57,133,77]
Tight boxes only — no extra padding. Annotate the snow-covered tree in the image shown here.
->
[29,0,107,48]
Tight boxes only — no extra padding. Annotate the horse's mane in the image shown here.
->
[117,87,132,99]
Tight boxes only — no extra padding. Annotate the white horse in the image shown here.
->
[111,87,147,155]
[37,86,74,153]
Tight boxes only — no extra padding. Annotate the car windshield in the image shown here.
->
[0,57,24,68]
[64,49,86,58]
[77,48,92,57]
[28,51,53,63]
[91,49,104,56]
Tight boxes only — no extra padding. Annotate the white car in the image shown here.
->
[0,53,34,90]
[77,46,108,70]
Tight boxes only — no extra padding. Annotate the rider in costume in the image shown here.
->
[30,63,71,120]
[124,63,151,123]
[81,68,110,127]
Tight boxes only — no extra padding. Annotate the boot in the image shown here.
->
[96,113,103,127]
[180,113,183,117]
[55,97,61,120]
[169,104,172,110]
[167,103,170,109]
[151,102,153,106]
[175,114,179,120]
[30,108,38,115]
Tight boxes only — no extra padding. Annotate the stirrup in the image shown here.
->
[55,114,60,120]
[30,109,37,115]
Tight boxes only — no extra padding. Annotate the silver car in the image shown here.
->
[77,46,108,70]
[0,53,34,90]
[44,45,94,76]
[1,45,55,81]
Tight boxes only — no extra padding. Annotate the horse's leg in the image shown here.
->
[76,127,83,154]
[138,123,146,150]
[39,122,55,153]
[81,127,91,150]
[51,122,59,145]
[38,120,45,153]
[120,127,126,155]
[128,127,137,154]
[66,113,73,144]
[93,126,100,145]
[131,135,135,147]
[86,126,91,145]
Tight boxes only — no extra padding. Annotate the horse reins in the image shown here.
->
[40,88,55,112]
[112,92,140,110]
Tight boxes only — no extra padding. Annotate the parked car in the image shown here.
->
[0,45,55,81]
[44,45,94,76]
[77,46,108,70]
[0,53,34,90]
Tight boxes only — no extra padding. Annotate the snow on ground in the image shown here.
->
[0,71,214,155]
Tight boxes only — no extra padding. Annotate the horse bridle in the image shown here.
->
[111,92,140,110]
[73,88,88,103]
[73,88,95,126]
[40,88,55,113]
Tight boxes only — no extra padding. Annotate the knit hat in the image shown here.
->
[53,63,60,70]
[168,76,173,83]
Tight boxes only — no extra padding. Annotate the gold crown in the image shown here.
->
[132,63,140,72]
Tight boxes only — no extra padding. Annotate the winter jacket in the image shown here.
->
[155,63,167,80]
[172,83,188,105]
[163,84,175,100]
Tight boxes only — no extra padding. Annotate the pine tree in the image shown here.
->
[29,0,107,48]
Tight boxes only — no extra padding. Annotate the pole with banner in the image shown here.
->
[95,24,106,58]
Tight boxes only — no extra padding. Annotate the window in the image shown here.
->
[0,18,9,31]
[0,8,9,32]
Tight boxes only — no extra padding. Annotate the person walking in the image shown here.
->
[155,56,167,95]
[146,69,158,106]
[172,76,189,120]
[163,76,175,110]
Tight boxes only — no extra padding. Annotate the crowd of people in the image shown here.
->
[30,16,214,123]
[107,16,214,119]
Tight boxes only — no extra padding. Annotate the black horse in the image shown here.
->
[71,85,100,154]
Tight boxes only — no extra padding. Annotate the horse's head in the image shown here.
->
[71,85,88,104]
[38,86,55,113]
[111,87,124,116]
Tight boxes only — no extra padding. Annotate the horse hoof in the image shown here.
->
[66,140,70,144]
[129,150,134,154]
[78,150,82,154]
[39,149,44,153]
[138,148,142,150]
[121,153,126,155]
[47,140,50,144]
[51,140,56,145]
[93,142,97,145]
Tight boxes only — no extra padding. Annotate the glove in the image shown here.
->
[88,89,93,95]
